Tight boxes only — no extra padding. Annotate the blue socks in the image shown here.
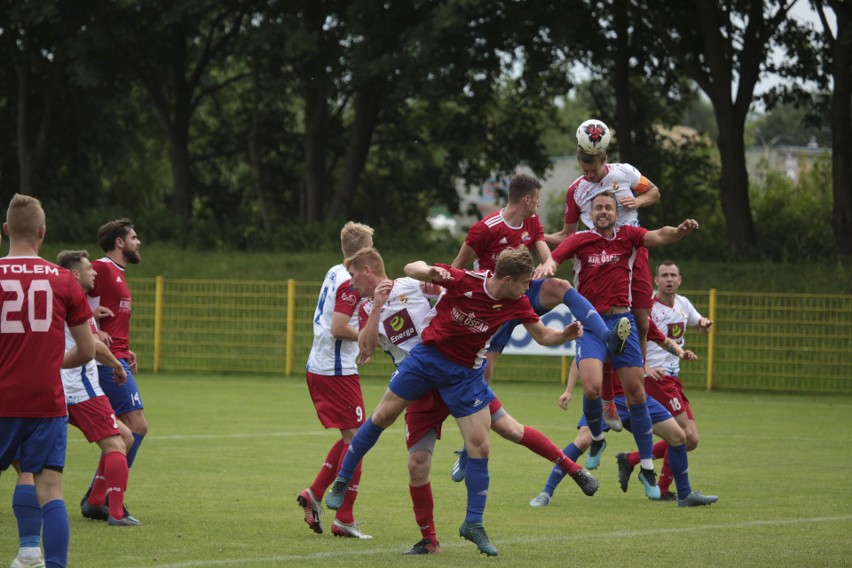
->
[583,396,604,438]
[628,401,654,460]
[126,432,145,468]
[562,288,611,342]
[13,484,41,549]
[41,499,69,568]
[668,443,692,497]
[339,418,384,479]
[542,443,582,495]
[464,457,489,523]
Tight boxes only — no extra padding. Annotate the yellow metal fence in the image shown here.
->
[127,278,852,394]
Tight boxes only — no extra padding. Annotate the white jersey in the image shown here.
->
[568,163,645,229]
[60,318,103,405]
[306,264,363,376]
[358,278,436,366]
[645,294,703,376]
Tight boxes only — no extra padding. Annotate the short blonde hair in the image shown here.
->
[5,194,45,240]
[494,247,534,279]
[341,221,375,258]
[344,247,387,278]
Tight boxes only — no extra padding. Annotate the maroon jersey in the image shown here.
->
[464,209,544,272]
[88,258,133,359]
[420,265,538,368]
[551,226,648,313]
[0,256,93,417]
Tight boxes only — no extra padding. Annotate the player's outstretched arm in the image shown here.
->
[404,261,453,283]
[544,221,578,248]
[524,320,583,347]
[642,219,699,247]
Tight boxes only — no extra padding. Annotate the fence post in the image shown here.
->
[561,356,569,385]
[153,276,164,373]
[706,288,717,391]
[286,279,296,376]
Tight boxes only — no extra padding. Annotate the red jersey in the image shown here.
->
[88,258,133,359]
[420,265,538,368]
[551,225,648,313]
[0,256,93,417]
[464,209,544,272]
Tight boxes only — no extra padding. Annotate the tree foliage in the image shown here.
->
[0,0,845,258]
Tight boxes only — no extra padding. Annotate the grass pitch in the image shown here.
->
[2,373,851,567]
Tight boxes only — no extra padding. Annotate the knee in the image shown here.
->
[493,417,523,443]
[687,434,699,452]
[408,455,431,485]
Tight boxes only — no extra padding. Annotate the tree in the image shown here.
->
[91,1,254,220]
[814,0,852,257]
[637,0,808,250]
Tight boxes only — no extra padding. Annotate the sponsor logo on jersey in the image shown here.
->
[384,309,418,345]
[341,290,358,307]
[0,263,59,275]
[450,307,489,333]
[521,230,530,241]
[116,276,122,282]
[119,299,132,312]
[586,251,622,266]
[499,237,509,244]
[612,180,620,191]
[464,291,473,298]
[668,322,685,340]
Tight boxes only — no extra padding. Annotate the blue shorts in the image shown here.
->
[487,279,548,353]
[577,394,672,431]
[390,344,496,418]
[98,359,143,415]
[0,417,68,473]
[575,312,643,369]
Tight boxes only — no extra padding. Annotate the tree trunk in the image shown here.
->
[169,20,193,221]
[612,1,634,163]
[248,67,271,232]
[830,2,852,257]
[329,87,382,220]
[714,109,756,249]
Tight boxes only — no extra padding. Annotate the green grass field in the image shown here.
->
[2,373,851,567]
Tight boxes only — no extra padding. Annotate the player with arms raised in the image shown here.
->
[548,119,661,430]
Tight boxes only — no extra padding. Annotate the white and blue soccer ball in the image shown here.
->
[576,119,611,154]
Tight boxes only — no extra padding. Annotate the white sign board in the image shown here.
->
[502,304,576,356]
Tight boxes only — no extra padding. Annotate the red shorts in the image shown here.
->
[644,375,694,420]
[306,372,366,430]
[630,247,653,310]
[404,389,451,449]
[67,396,122,443]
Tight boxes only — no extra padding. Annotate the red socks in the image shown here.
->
[520,426,582,476]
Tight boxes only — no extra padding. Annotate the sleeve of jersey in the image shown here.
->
[530,216,545,242]
[623,225,649,247]
[66,274,94,327]
[564,185,581,224]
[464,222,485,254]
[433,264,465,289]
[633,175,653,194]
[517,296,539,324]
[683,297,703,326]
[551,236,577,265]
[334,280,360,316]
[647,317,667,344]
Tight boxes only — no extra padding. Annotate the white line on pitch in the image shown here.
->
[138,514,852,568]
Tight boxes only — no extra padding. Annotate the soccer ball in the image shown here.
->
[576,119,611,154]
